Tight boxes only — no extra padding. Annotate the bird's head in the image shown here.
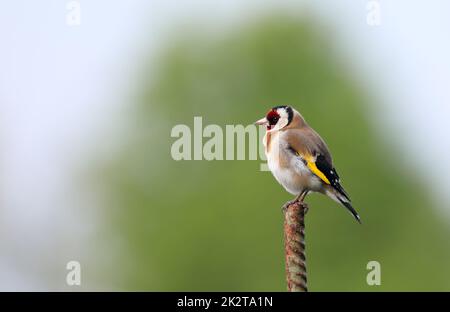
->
[254,105,297,132]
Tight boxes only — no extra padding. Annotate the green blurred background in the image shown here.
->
[100,15,450,291]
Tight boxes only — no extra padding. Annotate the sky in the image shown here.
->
[0,0,449,290]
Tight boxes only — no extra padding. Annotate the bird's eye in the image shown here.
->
[266,111,280,125]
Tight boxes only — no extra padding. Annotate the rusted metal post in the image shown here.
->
[284,201,308,292]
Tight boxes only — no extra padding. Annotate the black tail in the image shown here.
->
[338,198,361,224]
[330,184,361,224]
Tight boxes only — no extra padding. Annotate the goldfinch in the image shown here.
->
[255,106,361,223]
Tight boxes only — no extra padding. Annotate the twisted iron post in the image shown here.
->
[284,200,308,292]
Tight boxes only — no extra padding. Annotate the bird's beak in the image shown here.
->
[254,117,268,126]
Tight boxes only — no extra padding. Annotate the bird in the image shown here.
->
[255,105,361,223]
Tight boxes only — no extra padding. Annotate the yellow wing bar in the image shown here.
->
[302,154,331,185]
[307,161,331,185]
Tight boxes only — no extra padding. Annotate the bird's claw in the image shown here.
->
[282,199,298,213]
[282,200,309,214]
[303,204,309,215]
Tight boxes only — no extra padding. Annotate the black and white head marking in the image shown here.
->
[268,105,294,130]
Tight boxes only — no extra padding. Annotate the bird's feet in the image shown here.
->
[281,199,309,214]
[303,203,309,215]
[282,199,303,213]
[282,200,296,213]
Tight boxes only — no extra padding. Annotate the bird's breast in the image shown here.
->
[265,132,323,195]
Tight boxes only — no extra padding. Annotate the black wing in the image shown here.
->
[315,154,350,201]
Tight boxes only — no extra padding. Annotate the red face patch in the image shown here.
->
[266,110,280,129]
